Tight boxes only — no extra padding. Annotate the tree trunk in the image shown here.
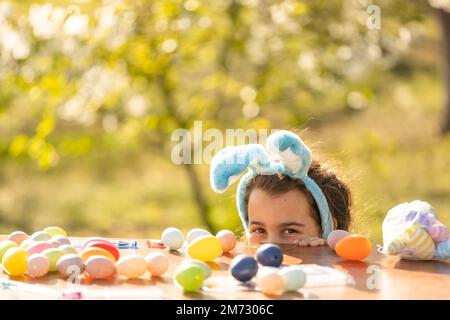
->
[436,8,450,134]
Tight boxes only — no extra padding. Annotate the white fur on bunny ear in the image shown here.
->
[210,144,273,193]
[265,130,312,178]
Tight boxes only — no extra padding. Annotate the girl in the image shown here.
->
[210,130,352,247]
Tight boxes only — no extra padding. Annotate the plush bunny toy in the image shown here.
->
[210,130,334,239]
[382,200,450,260]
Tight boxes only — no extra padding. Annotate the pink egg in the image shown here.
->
[216,230,237,253]
[8,231,29,245]
[27,253,50,278]
[27,242,55,255]
[145,252,169,277]
[327,230,351,250]
[429,223,449,242]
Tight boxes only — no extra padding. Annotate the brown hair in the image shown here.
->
[243,160,352,232]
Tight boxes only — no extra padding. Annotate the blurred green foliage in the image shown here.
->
[0,0,449,243]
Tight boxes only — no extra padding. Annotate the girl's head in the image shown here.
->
[244,161,352,245]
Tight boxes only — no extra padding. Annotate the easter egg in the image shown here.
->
[56,254,85,277]
[20,239,35,250]
[230,254,258,282]
[327,230,351,250]
[85,255,116,280]
[161,227,185,250]
[116,255,147,279]
[256,244,283,267]
[52,235,71,246]
[27,254,50,278]
[43,226,67,237]
[145,252,169,277]
[187,235,222,262]
[27,242,54,255]
[30,231,51,242]
[84,241,119,261]
[81,237,115,250]
[216,230,237,253]
[256,267,284,296]
[8,231,29,245]
[47,239,63,248]
[2,247,28,276]
[180,259,211,279]
[174,263,205,292]
[186,228,211,244]
[42,248,65,272]
[0,240,19,261]
[335,235,372,261]
[279,266,307,292]
[81,247,115,262]
[59,245,78,255]
[429,223,449,243]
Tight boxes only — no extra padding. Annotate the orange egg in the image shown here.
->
[81,247,115,262]
[335,235,372,261]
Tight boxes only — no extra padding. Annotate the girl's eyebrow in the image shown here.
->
[279,222,305,227]
[249,221,264,225]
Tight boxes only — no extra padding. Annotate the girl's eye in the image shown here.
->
[251,228,266,234]
[282,228,300,235]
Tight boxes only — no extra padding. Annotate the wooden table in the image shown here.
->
[1,236,449,300]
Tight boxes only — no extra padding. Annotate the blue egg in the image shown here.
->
[256,244,283,267]
[230,254,258,282]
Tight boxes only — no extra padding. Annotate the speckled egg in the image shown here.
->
[81,247,115,262]
[42,248,65,272]
[279,266,307,292]
[161,227,185,250]
[56,254,84,277]
[116,255,147,279]
[0,240,19,261]
[327,230,351,250]
[27,242,55,256]
[256,244,283,267]
[335,234,372,261]
[59,245,78,255]
[216,230,237,253]
[2,247,28,276]
[174,263,205,292]
[256,267,284,296]
[145,252,169,277]
[30,231,51,242]
[43,226,67,237]
[27,254,50,278]
[7,231,29,245]
[186,228,211,244]
[85,255,116,279]
[187,235,222,262]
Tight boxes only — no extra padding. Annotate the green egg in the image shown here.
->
[0,240,19,261]
[30,231,51,242]
[42,248,65,272]
[181,259,212,279]
[174,264,205,292]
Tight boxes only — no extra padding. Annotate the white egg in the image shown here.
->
[145,252,169,277]
[279,266,306,292]
[256,267,284,296]
[186,228,211,244]
[161,227,185,250]
[327,230,351,250]
[116,255,147,279]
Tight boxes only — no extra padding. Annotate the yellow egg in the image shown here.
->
[43,226,67,237]
[2,247,28,276]
[187,235,222,262]
[0,240,19,261]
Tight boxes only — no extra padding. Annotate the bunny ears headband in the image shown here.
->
[210,130,333,239]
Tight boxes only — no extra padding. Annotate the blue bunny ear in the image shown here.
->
[210,144,273,193]
[265,130,312,178]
